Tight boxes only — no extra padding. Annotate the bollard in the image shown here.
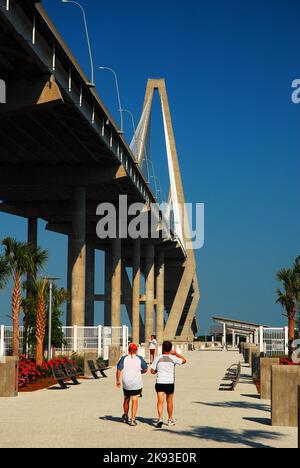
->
[298,386,300,448]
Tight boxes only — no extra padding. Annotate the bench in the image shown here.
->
[87,360,110,379]
[52,365,80,389]
[64,362,84,379]
[219,363,241,391]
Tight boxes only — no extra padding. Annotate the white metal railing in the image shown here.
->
[259,326,288,356]
[0,326,24,356]
[0,325,129,358]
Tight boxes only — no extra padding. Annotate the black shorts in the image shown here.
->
[155,384,175,395]
[123,388,143,398]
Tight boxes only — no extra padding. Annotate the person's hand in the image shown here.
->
[116,380,121,388]
[170,350,177,356]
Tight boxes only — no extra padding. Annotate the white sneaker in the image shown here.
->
[167,418,177,426]
[155,419,163,429]
[128,419,138,427]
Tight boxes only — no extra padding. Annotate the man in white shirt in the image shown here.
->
[151,341,187,428]
[148,335,157,364]
[116,343,148,426]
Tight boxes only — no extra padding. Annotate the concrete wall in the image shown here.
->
[271,365,300,427]
[260,358,280,400]
[0,357,18,397]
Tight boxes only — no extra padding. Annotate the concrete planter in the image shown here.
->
[0,356,18,397]
[251,351,261,380]
[260,358,280,400]
[244,344,258,365]
[248,346,259,369]
[271,365,300,427]
[84,352,98,377]
[108,345,122,367]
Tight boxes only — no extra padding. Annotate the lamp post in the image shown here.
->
[121,108,137,152]
[44,277,60,360]
[61,0,95,87]
[99,67,123,134]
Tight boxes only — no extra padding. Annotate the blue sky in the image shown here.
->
[0,0,299,333]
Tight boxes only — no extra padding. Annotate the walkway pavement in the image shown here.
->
[0,350,297,448]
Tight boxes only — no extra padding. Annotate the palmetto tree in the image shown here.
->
[34,278,48,367]
[276,266,300,357]
[2,238,48,356]
[0,256,9,290]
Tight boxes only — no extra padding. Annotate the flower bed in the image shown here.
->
[280,358,300,366]
[18,356,74,389]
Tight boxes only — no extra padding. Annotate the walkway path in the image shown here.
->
[0,350,297,448]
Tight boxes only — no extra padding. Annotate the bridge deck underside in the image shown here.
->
[0,0,198,338]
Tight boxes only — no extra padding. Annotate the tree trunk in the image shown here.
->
[35,297,46,367]
[12,271,22,357]
[35,338,44,368]
[288,309,295,359]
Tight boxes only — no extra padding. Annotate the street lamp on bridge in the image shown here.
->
[61,0,95,88]
[99,67,124,134]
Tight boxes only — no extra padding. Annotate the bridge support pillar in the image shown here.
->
[132,239,141,345]
[66,235,72,326]
[156,251,165,345]
[85,238,95,326]
[104,250,112,326]
[71,187,86,326]
[111,237,121,334]
[27,217,38,290]
[28,217,38,247]
[145,244,155,356]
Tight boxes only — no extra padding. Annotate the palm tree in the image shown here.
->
[0,256,9,290]
[2,238,48,356]
[45,286,68,358]
[34,278,48,367]
[276,267,300,357]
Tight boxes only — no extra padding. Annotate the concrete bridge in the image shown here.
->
[0,0,199,344]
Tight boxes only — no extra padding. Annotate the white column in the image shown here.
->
[73,325,78,353]
[0,325,4,356]
[122,325,127,355]
[223,323,226,348]
[232,331,236,348]
[284,326,289,356]
[97,326,102,358]
[259,326,264,353]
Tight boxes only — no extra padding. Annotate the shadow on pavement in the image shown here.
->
[193,401,271,413]
[47,386,70,391]
[162,426,283,449]
[241,394,261,400]
[99,416,155,428]
[243,417,271,426]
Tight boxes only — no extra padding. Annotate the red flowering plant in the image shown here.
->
[18,356,75,388]
[280,358,300,366]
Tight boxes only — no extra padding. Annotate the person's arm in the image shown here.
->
[170,350,187,365]
[116,356,125,387]
[116,369,121,387]
[140,357,148,374]
[151,357,158,374]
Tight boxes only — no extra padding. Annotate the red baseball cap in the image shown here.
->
[129,343,138,353]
